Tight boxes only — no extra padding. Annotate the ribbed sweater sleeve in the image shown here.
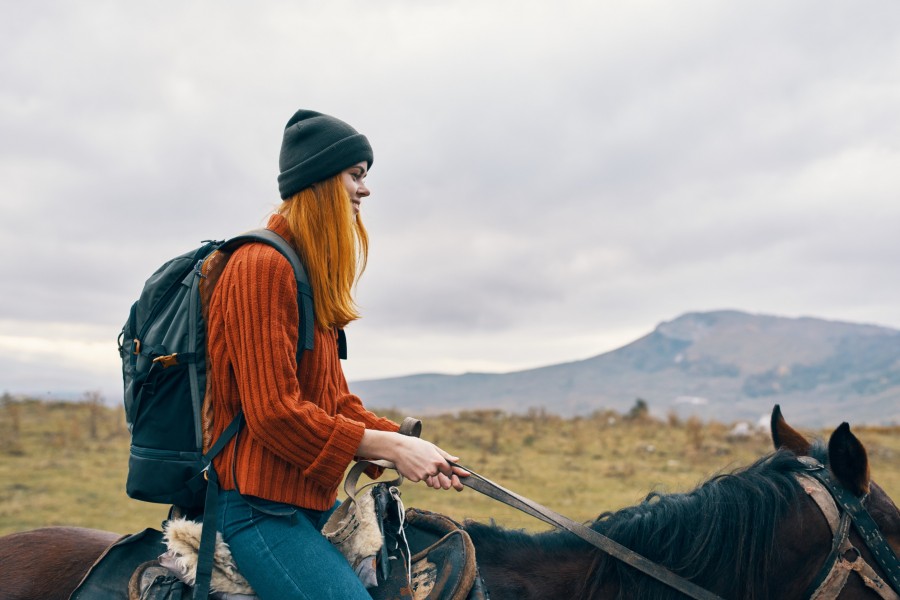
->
[221,245,367,487]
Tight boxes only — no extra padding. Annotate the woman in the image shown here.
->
[205,109,467,599]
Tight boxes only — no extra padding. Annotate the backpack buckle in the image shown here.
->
[133,339,141,355]
[152,354,180,368]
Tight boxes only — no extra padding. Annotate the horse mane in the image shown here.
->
[465,443,828,600]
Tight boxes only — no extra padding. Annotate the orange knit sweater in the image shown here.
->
[206,214,399,511]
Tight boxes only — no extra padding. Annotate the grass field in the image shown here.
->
[1,397,898,536]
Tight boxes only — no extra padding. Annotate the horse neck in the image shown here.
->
[586,453,830,599]
[467,525,611,600]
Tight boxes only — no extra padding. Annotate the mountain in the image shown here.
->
[351,310,900,426]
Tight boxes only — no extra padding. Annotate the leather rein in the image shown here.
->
[453,462,724,600]
[794,456,900,599]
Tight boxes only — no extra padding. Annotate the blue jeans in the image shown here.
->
[217,489,371,600]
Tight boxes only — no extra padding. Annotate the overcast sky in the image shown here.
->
[2,1,899,402]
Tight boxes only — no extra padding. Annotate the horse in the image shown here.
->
[1,406,898,600]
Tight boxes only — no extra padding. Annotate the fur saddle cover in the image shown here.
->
[321,478,389,587]
[160,518,256,599]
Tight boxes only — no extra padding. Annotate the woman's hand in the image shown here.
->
[423,467,468,491]
[358,430,468,491]
[400,435,468,491]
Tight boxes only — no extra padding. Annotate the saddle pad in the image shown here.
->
[69,528,169,600]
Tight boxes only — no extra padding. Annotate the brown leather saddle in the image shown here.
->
[370,505,487,600]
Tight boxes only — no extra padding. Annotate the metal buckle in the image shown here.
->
[797,456,824,470]
[152,353,179,368]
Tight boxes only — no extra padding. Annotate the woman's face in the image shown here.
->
[341,161,370,215]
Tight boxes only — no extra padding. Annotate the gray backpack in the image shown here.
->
[118,229,315,509]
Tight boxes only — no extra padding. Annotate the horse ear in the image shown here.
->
[828,422,870,496]
[770,404,811,454]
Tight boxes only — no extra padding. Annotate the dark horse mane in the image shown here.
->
[465,443,829,600]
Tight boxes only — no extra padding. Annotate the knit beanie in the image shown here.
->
[277,109,374,199]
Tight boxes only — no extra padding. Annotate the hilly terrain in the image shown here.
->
[352,310,900,426]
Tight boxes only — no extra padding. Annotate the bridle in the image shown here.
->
[795,456,900,599]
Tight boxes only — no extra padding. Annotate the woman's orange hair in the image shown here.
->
[278,174,368,330]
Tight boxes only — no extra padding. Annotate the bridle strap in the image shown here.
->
[803,462,900,595]
[795,461,900,599]
[796,472,851,598]
[454,463,724,600]
[804,510,854,599]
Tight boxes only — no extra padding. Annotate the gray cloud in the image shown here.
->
[2,0,899,397]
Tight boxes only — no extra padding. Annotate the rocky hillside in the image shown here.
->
[351,311,900,426]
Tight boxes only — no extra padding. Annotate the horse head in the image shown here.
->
[771,405,900,598]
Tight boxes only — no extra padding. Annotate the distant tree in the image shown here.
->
[626,398,650,421]
[83,390,104,441]
[686,415,705,451]
[667,410,681,428]
[1,392,23,455]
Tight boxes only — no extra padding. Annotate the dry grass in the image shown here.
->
[0,397,169,535]
[1,399,897,536]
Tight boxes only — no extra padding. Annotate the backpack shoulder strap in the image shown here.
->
[220,229,315,355]
[191,229,313,600]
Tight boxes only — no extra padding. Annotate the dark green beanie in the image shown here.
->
[277,109,374,199]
